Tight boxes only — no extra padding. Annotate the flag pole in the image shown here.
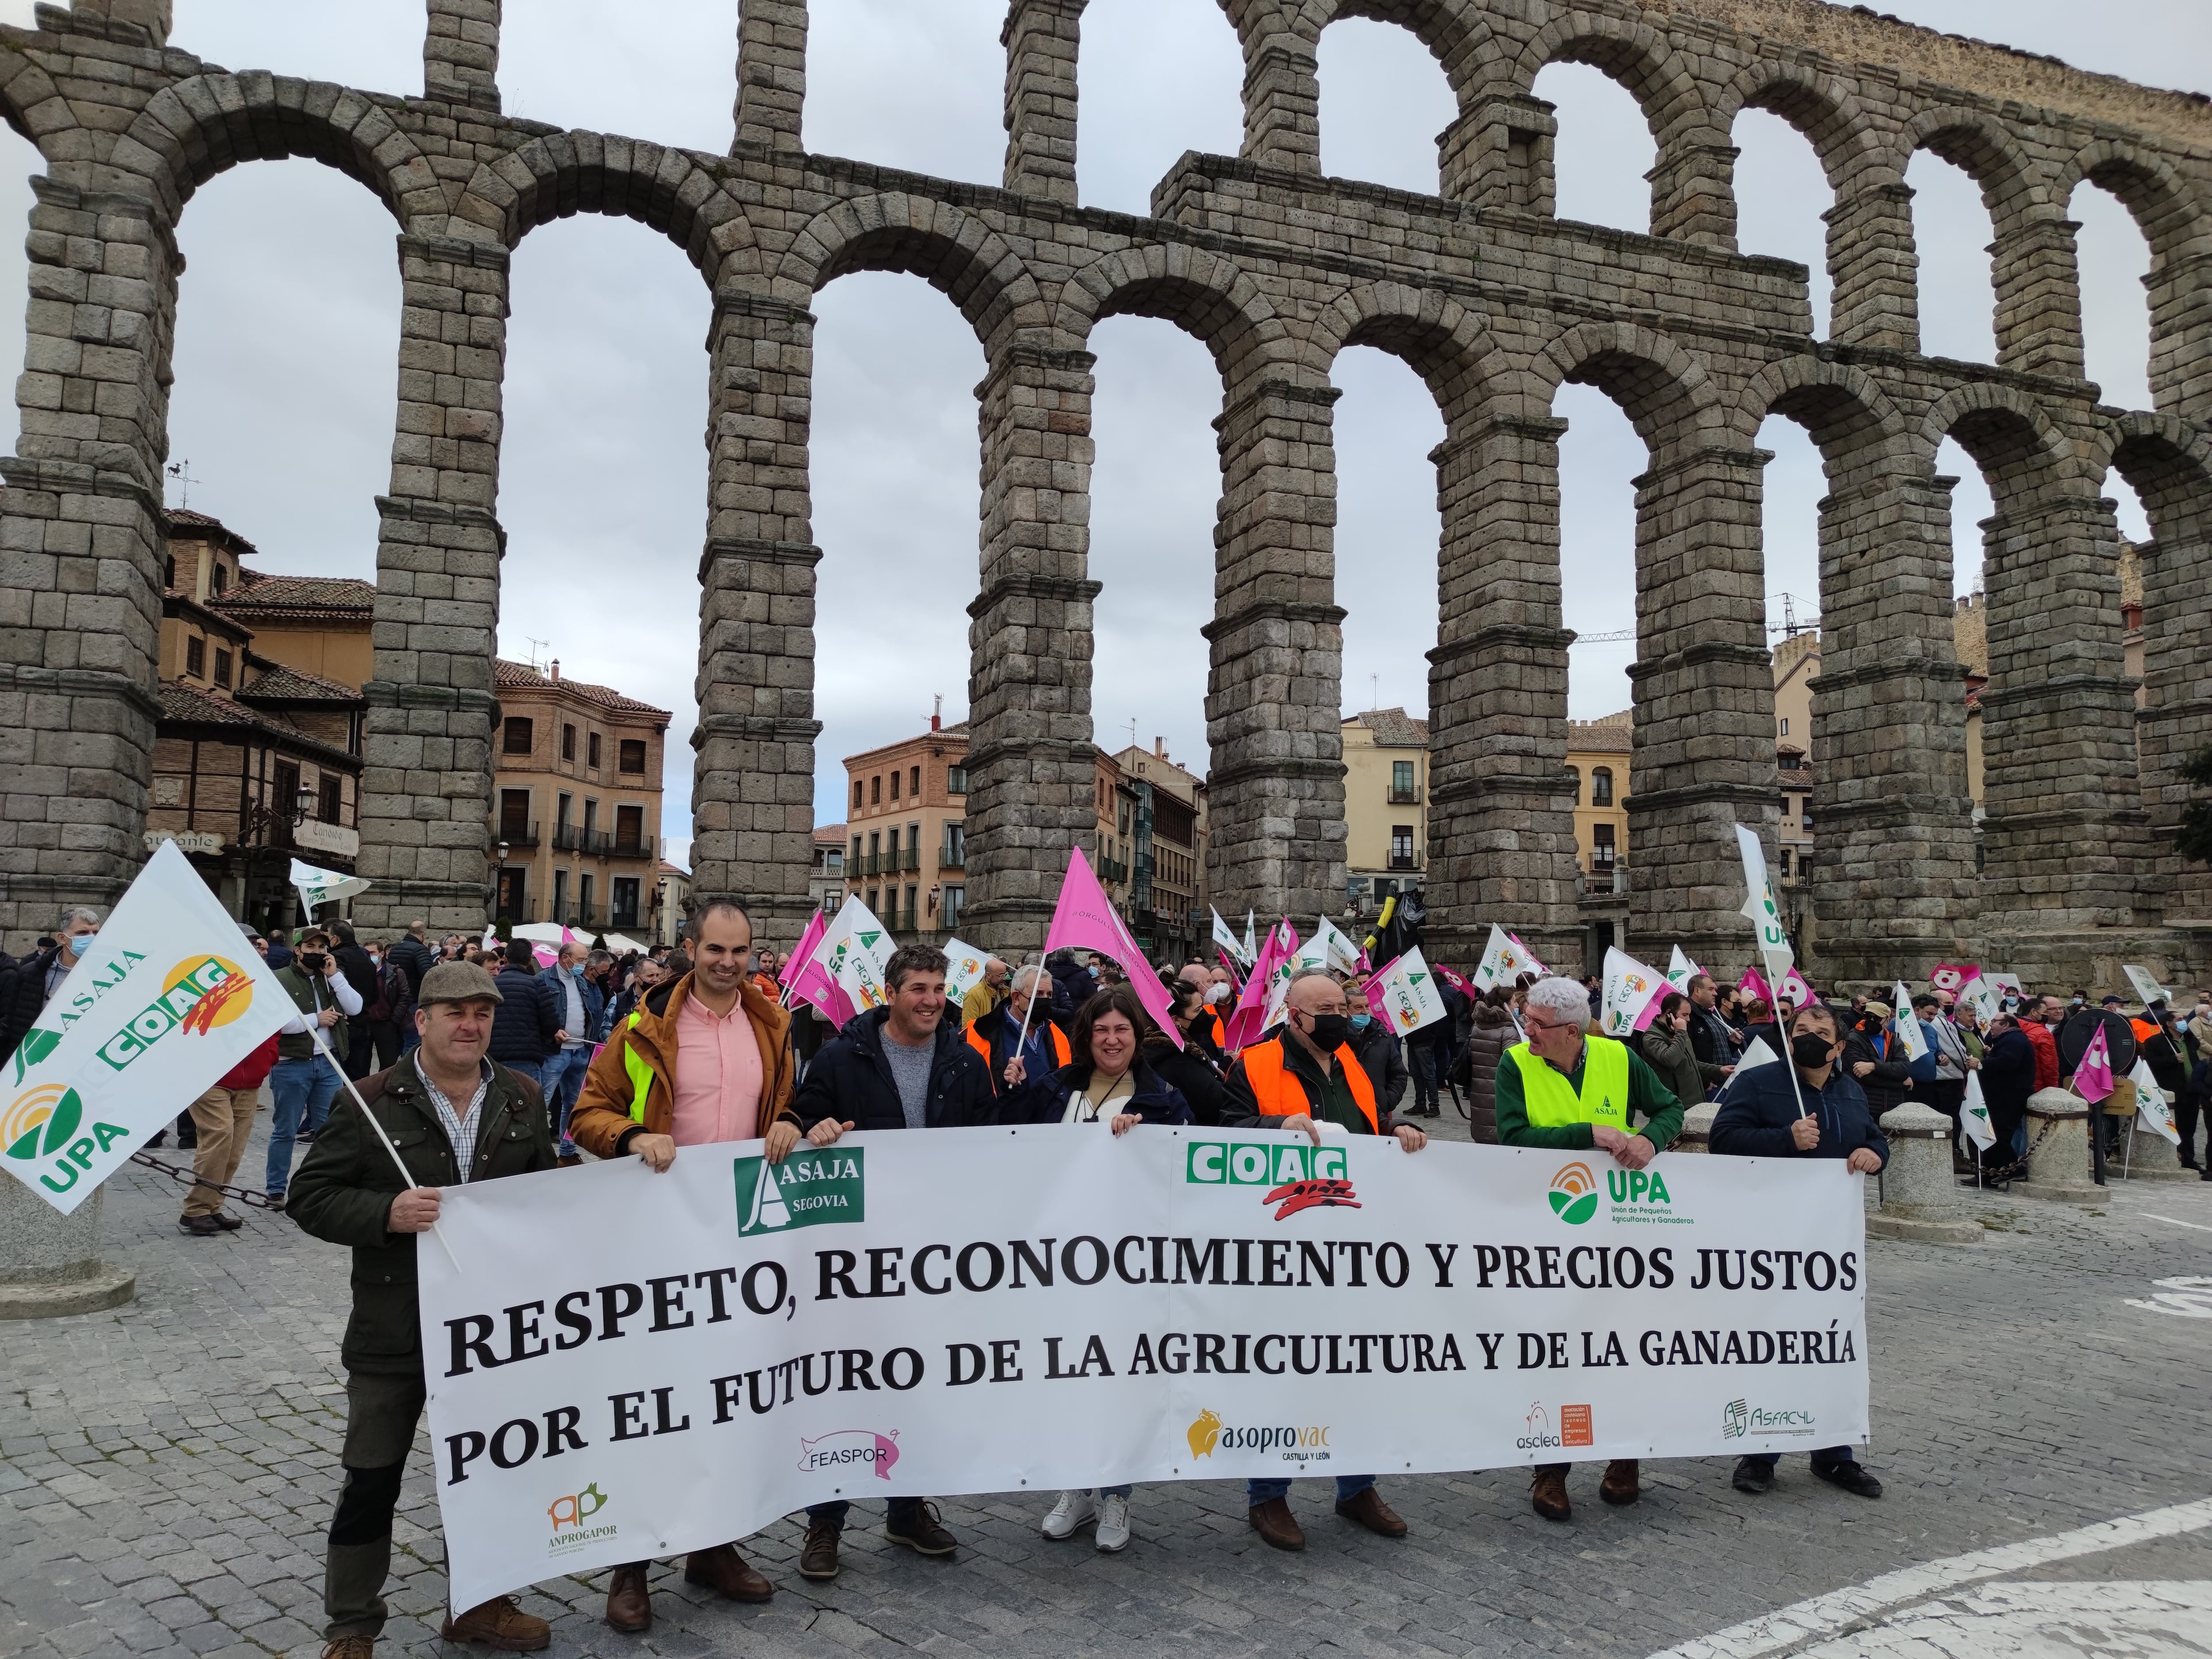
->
[308,1027,462,1273]
[1773,983,1810,1121]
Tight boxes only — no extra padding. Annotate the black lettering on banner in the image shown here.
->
[1641,1330,1667,1366]
[1748,1329,1776,1364]
[912,1244,951,1295]
[1618,1248,1648,1290]
[1161,1332,1190,1373]
[958,1242,1006,1294]
[609,1391,649,1440]
[1779,1331,1799,1364]
[1010,1239,1056,1289]
[553,1290,593,1349]
[1535,1246,1564,1288]
[1290,1336,1321,1375]
[865,1247,906,1298]
[1149,1236,1168,1283]
[1351,1334,1379,1373]
[1061,1237,1109,1286]
[445,1431,486,1485]
[445,1313,499,1378]
[801,1353,834,1396]
[817,1250,862,1301]
[1474,1244,1502,1287]
[1503,1245,1532,1289]
[1173,1238,1225,1285]
[711,1374,747,1422]
[1299,1241,1335,1287]
[1255,1334,1285,1375]
[1778,1249,1803,1291]
[1115,1236,1149,1285]
[1380,1335,1409,1374]
[1260,1239,1291,1286]
[741,1261,787,1316]
[883,1347,925,1390]
[542,1406,586,1455]
[1518,1333,1547,1369]
[649,1275,693,1332]
[947,1343,986,1386]
[841,1349,877,1391]
[599,1283,645,1339]
[1548,1331,1569,1368]
[1805,1251,1836,1291]
[1327,1335,1351,1374]
[1342,1241,1373,1287]
[1127,1334,1156,1375]
[1438,1333,1466,1371]
[1475,1332,1503,1370]
[1045,1334,1113,1378]
[1375,1243,1409,1288]
[1194,1333,1227,1373]
[990,1339,1022,1382]
[1567,1248,1598,1290]
[1411,1334,1434,1370]
[1751,1250,1774,1291]
[1230,1334,1252,1374]
[504,1301,549,1364]
[1233,1239,1254,1286]
[652,1386,690,1433]
[694,1266,738,1322]
[1840,1251,1859,1291]
[1425,1242,1458,1287]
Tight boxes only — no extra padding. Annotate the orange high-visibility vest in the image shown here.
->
[1239,1036,1379,1133]
[966,1017,1069,1088]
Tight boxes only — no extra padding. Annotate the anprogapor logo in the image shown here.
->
[1186,1410,1331,1465]
[545,1482,617,1555]
[1548,1162,1600,1225]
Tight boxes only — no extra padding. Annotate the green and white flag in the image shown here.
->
[2128,1056,2181,1145]
[1891,980,1928,1062]
[1667,945,1701,991]
[1472,924,1537,993]
[1310,915,1366,976]
[2123,964,2170,1008]
[1599,946,1666,1039]
[1368,946,1447,1037]
[940,937,988,1004]
[818,894,896,1012]
[1210,908,1248,968]
[1733,823,1793,980]
[291,858,369,915]
[5,841,294,1214]
[1959,1070,1995,1152]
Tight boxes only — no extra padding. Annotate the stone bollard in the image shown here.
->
[1673,1100,1717,1154]
[0,1178,135,1318]
[2118,1096,2193,1181]
[2019,1087,2101,1202]
[1866,1102,1980,1244]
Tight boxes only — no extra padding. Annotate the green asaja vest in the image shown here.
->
[1508,1034,1630,1129]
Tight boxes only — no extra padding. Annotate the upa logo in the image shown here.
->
[733,1145,865,1237]
[1548,1162,1601,1225]
[3,1084,132,1195]
[799,1429,901,1479]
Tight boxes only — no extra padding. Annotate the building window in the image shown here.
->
[853,780,864,810]
[1593,822,1617,868]
[209,563,226,596]
[904,883,918,928]
[557,791,572,831]
[826,851,843,876]
[212,648,231,687]
[503,717,533,755]
[1389,825,1416,869]
[615,803,644,853]
[588,732,602,769]
[850,834,862,869]
[871,775,882,805]
[619,738,646,775]
[867,887,879,913]
[318,775,341,824]
[582,799,597,838]
[1778,717,1790,736]
[185,636,205,677]
[943,884,964,930]
[553,868,568,919]
[612,877,640,927]
[1390,759,1416,803]
[910,765,920,798]
[942,821,965,868]
[1780,848,1793,876]
[562,723,576,761]
[889,769,901,802]
[499,789,531,840]
[948,765,968,795]
[163,554,175,587]
[580,872,594,921]
[1591,767,1614,806]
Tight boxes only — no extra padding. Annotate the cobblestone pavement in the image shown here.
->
[3,1107,2208,1659]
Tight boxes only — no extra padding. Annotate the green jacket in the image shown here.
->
[1495,1039,1684,1151]
[287,1052,553,1377]
[275,962,349,1063]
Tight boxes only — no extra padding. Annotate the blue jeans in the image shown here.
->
[1247,1474,1374,1505]
[1741,1445,1856,1472]
[266,1054,342,1198]
[808,1496,935,1532]
[541,1045,591,1154]
[499,1057,545,1094]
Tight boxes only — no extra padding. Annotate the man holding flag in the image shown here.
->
[965,963,1070,1099]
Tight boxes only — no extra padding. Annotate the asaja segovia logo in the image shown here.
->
[1185,1409,1331,1466]
[733,1144,865,1237]
[1187,1140,1358,1220]
[1548,1163,1600,1225]
[546,1482,616,1556]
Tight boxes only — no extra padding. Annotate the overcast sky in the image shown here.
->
[0,1,2200,865]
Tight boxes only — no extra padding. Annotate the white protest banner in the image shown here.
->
[1959,1070,1995,1153]
[292,858,369,914]
[1890,982,1928,1063]
[4,840,293,1213]
[1957,975,2004,1025]
[1211,909,1249,969]
[1666,946,1701,991]
[2128,1058,2181,1146]
[818,895,896,1013]
[419,1127,1869,1609]
[1472,925,1537,993]
[2123,964,2170,1008]
[1598,948,1667,1040]
[939,939,988,1005]
[1310,916,1367,976]
[1732,824,1793,981]
[1366,947,1447,1037]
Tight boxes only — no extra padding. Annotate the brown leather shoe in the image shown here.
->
[440,1594,551,1651]
[1600,1458,1640,1506]
[684,1541,772,1603]
[1334,1486,1407,1538]
[603,1563,652,1634]
[886,1500,957,1556]
[321,1639,376,1659]
[1248,1496,1305,1551]
[798,1520,841,1581]
[1531,1466,1571,1522]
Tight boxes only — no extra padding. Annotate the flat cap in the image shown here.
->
[418,960,503,1006]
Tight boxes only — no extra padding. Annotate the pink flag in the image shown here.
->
[1044,846,1182,1049]
[2074,1021,2116,1104]
[1434,963,1472,999]
[1737,968,1771,1003]
[1362,960,1395,1024]
[780,909,828,989]
[1777,967,1816,1010]
[1224,918,1294,1054]
[1216,948,1245,995]
[790,955,857,1030]
[1928,960,1979,996]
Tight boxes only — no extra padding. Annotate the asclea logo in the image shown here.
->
[1548,1163,1600,1225]
[1186,1409,1330,1464]
[1516,1402,1593,1450]
[733,1145,865,1237]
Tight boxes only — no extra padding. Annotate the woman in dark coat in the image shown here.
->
[1456,987,1520,1143]
[1144,979,1229,1125]
[1978,1013,2039,1170]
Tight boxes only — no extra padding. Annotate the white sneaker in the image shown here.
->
[1041,1490,1095,1540]
[1094,1491,1131,1552]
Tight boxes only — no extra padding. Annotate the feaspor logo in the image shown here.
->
[1517,1402,1593,1450]
[733,1145,865,1237]
[1183,1410,1330,1466]
[799,1429,901,1480]
[1548,1163,1600,1225]
[546,1482,616,1556]
[1189,1140,1355,1221]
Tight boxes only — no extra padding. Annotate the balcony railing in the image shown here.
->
[1098,856,1129,883]
[1387,853,1420,871]
[897,847,919,873]
[497,821,540,850]
[939,850,965,871]
[1387,787,1422,805]
[546,826,653,859]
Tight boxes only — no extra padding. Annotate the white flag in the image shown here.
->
[1261,920,1301,1031]
[1311,916,1366,975]
[1242,911,1256,964]
[2123,964,2170,1008]
[1473,924,1535,993]
[1211,908,1247,967]
[1959,1069,1995,1152]
[817,894,897,1012]
[2128,1057,2181,1146]
[4,841,293,1214]
[1891,981,1928,1062]
[291,858,369,914]
[1733,823,1793,978]
[1367,947,1448,1037]
[1958,974,2004,1024]
[1598,947,1667,1040]
[940,938,988,1004]
[1667,945,1701,991]
[1716,1035,1781,1100]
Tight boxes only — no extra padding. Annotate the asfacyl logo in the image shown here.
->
[1722,1398,1749,1439]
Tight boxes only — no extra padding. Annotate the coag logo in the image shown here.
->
[94,956,255,1074]
[799,1429,900,1480]
[1188,1140,1352,1222]
[547,1482,607,1533]
[733,1145,865,1237]
[1548,1162,1600,1225]
[1183,1410,1329,1464]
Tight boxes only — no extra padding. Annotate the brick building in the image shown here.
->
[1342,708,1429,921]
[842,719,969,941]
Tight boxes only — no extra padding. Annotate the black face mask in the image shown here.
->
[299,952,327,973]
[1303,1013,1352,1052]
[1791,1033,1835,1070]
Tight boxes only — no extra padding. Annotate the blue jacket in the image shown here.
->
[1712,1060,1889,1168]
[541,964,607,1044]
[488,962,561,1063]
[995,1058,1194,1128]
[1905,1019,1940,1083]
[793,1007,995,1133]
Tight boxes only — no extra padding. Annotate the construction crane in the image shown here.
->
[1570,595,1818,647]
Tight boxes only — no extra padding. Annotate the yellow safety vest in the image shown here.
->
[1508,1036,1630,1130]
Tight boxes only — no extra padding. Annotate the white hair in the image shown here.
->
[1011,964,1045,994]
[1525,976,1590,1027]
[57,906,100,931]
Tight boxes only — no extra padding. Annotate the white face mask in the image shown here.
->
[1206,983,1230,1005]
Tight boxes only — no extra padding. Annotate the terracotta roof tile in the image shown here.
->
[1348,707,1429,747]
[494,658,672,719]
[212,572,375,619]
[238,662,362,703]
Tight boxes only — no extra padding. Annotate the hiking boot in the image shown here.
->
[211,1211,244,1230]
[1248,1497,1304,1550]
[1530,1467,1571,1522]
[603,1563,651,1633]
[1334,1486,1407,1537]
[886,1501,956,1556]
[178,1215,223,1237]
[1732,1457,1774,1494]
[1041,1490,1096,1540]
[1813,1460,1883,1499]
[684,1542,772,1603]
[440,1595,551,1651]
[797,1520,841,1580]
[1600,1459,1640,1506]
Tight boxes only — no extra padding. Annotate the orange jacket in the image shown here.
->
[568,972,797,1157]
[1237,1034,1379,1133]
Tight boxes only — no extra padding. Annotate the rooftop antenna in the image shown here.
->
[1128,717,1138,753]
[526,636,551,673]
[165,459,196,509]
[1371,673,1379,710]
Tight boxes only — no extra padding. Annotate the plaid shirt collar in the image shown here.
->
[418,1058,493,1182]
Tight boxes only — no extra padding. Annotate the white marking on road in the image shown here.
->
[2126,1276,2212,1317]
[1646,1497,2212,1659]
[2138,1211,2212,1233]
[1792,1580,2212,1658]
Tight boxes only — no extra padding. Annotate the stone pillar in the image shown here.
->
[2148,245,2212,420]
[735,0,807,154]
[0,179,179,951]
[1648,139,1739,249]
[691,289,821,941]
[1674,1099,1717,1152]
[1866,1101,1980,1243]
[1807,473,1976,985]
[960,346,1099,953]
[425,0,501,111]
[1977,491,2158,977]
[1425,415,1582,971]
[1825,183,1917,351]
[1002,0,1085,207]
[1993,217,2085,383]
[2020,1085,2097,1200]
[1437,95,1553,211]
[64,0,169,43]
[2137,529,2212,926]
[0,1182,134,1319]
[352,234,510,939]
[1625,446,1776,968]
[1238,24,1321,175]
[1204,379,1343,925]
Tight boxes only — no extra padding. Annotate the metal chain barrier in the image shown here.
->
[128,1150,285,1210]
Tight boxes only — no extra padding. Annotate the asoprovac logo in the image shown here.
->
[799,1429,900,1480]
[1185,1409,1331,1466]
[1516,1402,1593,1451]
[1548,1162,1600,1225]
[1604,1166,1687,1225]
[733,1144,865,1237]
[94,956,257,1073]
[1188,1140,1356,1220]
[546,1482,618,1556]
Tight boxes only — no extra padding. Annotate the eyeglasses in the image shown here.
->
[1524,1015,1575,1035]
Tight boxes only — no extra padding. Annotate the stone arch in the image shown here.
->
[111,74,438,227]
[1061,242,1288,392]
[1309,280,1502,421]
[1899,106,2054,233]
[0,48,77,150]
[2055,138,2205,263]
[1536,320,1722,454]
[452,134,753,284]
[1327,0,1504,104]
[1918,381,2079,490]
[1717,61,1890,197]
[774,194,1048,353]
[1733,356,1909,474]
